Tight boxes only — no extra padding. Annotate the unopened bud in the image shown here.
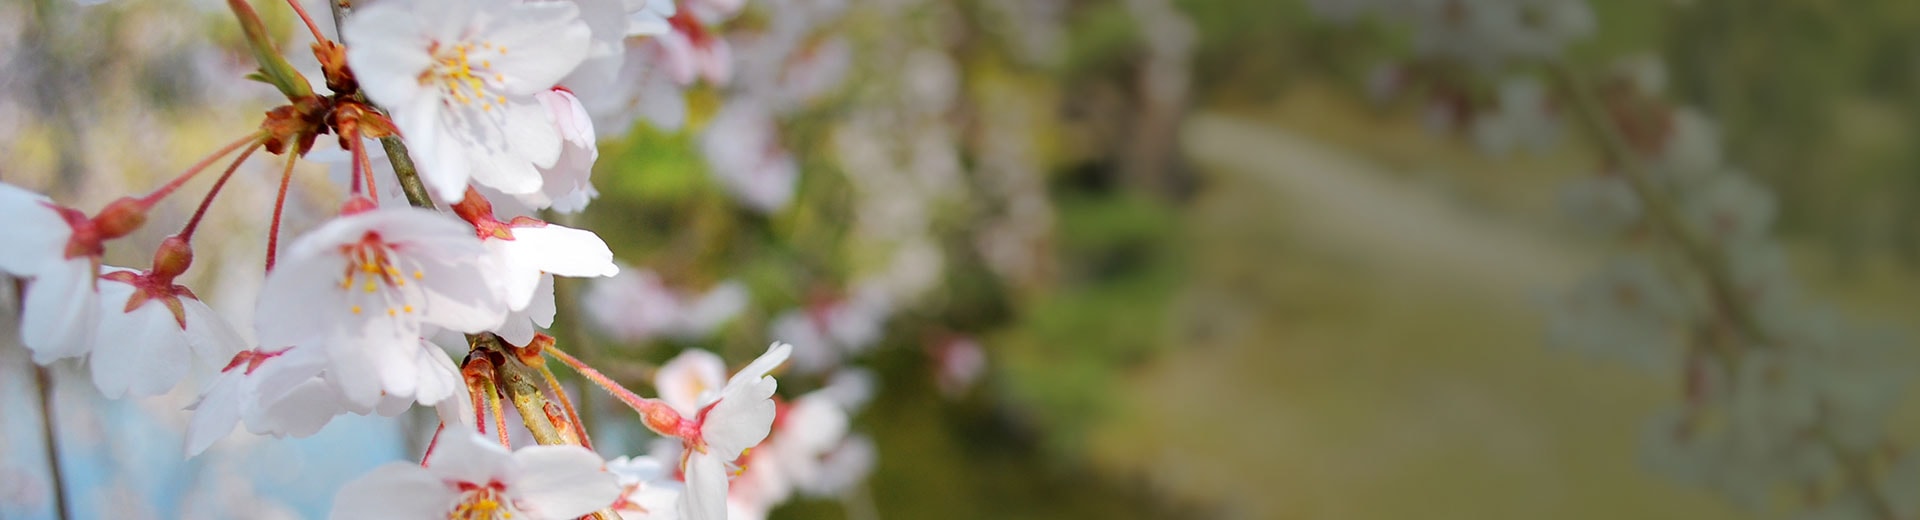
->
[150,235,195,282]
[92,197,150,240]
[638,399,683,437]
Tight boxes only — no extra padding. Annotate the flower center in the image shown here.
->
[337,232,424,317]
[427,41,509,111]
[450,481,514,520]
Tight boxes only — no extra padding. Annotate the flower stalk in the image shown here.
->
[33,365,69,520]
[178,142,262,242]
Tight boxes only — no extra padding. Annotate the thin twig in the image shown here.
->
[495,355,567,445]
[33,366,69,520]
[378,137,434,209]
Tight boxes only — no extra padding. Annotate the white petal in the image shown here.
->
[525,274,556,329]
[700,378,776,459]
[486,239,543,311]
[90,297,191,398]
[22,259,98,363]
[510,445,622,517]
[416,255,510,333]
[493,310,537,346]
[655,349,726,416]
[342,4,434,109]
[248,378,346,438]
[512,225,618,278]
[245,346,330,412]
[427,432,514,486]
[182,298,246,366]
[184,371,244,456]
[406,97,471,203]
[505,98,565,171]
[726,342,792,388]
[678,451,729,520]
[0,184,67,276]
[255,249,350,348]
[435,384,478,429]
[781,394,850,453]
[410,342,462,406]
[324,334,395,408]
[492,275,555,345]
[487,1,593,95]
[681,281,747,334]
[328,463,456,520]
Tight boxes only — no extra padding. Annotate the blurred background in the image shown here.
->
[5,0,1920,518]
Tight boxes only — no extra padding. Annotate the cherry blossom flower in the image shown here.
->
[771,37,851,108]
[563,0,666,86]
[185,346,330,456]
[344,0,592,203]
[521,89,600,213]
[455,194,617,344]
[654,348,728,418]
[766,394,846,492]
[799,434,875,497]
[0,182,107,363]
[608,455,684,520]
[684,343,789,520]
[931,337,986,398]
[1545,254,1690,371]
[185,342,437,456]
[569,37,691,136]
[639,343,790,520]
[724,446,788,520]
[724,388,875,515]
[665,10,736,86]
[88,264,245,398]
[769,287,890,374]
[1654,107,1723,184]
[328,432,620,520]
[584,267,748,343]
[702,101,797,214]
[255,205,508,408]
[1558,175,1642,234]
[626,0,677,36]
[1681,173,1776,247]
[1470,76,1560,156]
[687,0,745,25]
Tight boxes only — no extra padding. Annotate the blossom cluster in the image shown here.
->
[1308,0,1594,156]
[1312,1,1919,516]
[1546,65,1918,517]
[0,0,875,517]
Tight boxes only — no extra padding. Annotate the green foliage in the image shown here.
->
[996,190,1185,455]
